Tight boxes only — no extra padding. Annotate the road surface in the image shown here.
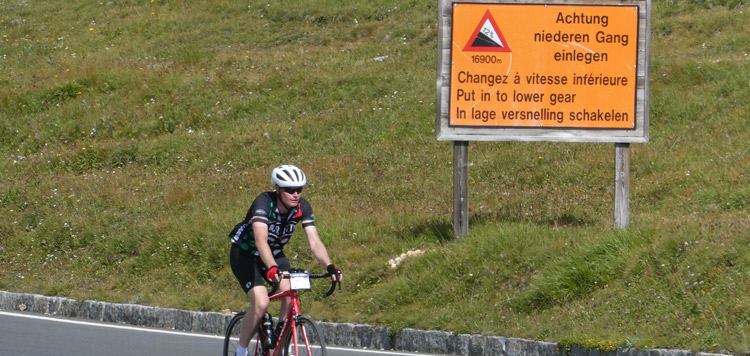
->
[0,310,433,356]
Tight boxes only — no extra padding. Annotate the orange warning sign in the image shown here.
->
[449,3,639,129]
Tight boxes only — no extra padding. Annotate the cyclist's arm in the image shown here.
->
[302,225,333,268]
[252,221,278,280]
[303,225,343,282]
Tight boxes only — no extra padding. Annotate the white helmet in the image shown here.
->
[271,165,307,188]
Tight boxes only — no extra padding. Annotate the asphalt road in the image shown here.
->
[0,310,433,356]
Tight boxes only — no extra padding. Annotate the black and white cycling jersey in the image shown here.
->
[229,191,315,256]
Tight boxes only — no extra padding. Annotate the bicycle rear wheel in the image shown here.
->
[224,312,245,356]
[280,315,327,356]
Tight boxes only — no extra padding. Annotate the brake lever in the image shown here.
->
[267,270,285,297]
[324,271,342,297]
[269,281,280,297]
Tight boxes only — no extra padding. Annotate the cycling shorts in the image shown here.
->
[230,244,291,294]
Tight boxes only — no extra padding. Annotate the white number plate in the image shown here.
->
[289,273,311,290]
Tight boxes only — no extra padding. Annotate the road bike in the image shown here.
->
[223,268,340,356]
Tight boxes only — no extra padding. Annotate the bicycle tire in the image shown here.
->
[224,312,271,356]
[224,312,245,356]
[280,315,327,356]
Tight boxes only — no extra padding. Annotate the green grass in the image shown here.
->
[2,0,749,353]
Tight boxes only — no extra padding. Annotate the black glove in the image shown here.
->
[327,264,342,281]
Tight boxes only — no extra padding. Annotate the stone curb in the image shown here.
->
[0,291,734,356]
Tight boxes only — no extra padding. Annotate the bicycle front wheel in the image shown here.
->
[224,312,245,356]
[280,315,327,356]
[224,312,269,356]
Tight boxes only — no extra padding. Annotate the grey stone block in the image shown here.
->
[513,338,561,356]
[83,300,105,320]
[640,349,669,356]
[47,296,67,315]
[395,328,461,355]
[190,311,224,335]
[658,350,695,356]
[456,334,507,356]
[617,348,641,356]
[173,308,193,330]
[318,321,391,350]
[485,336,510,356]
[534,341,561,356]
[353,323,391,350]
[28,294,49,314]
[421,329,451,354]
[17,293,36,312]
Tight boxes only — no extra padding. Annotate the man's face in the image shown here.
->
[278,186,302,209]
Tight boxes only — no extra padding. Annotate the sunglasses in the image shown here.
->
[282,187,303,194]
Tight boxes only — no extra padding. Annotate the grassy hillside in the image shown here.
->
[2,0,749,353]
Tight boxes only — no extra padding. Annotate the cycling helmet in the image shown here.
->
[271,165,307,188]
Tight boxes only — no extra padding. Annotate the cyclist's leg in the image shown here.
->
[242,286,270,348]
[230,245,270,351]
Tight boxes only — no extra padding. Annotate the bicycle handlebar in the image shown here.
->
[269,268,341,297]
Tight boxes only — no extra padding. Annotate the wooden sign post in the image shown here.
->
[453,141,470,238]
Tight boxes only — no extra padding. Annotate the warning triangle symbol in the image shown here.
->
[463,10,511,52]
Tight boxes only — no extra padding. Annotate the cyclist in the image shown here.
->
[229,165,343,356]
